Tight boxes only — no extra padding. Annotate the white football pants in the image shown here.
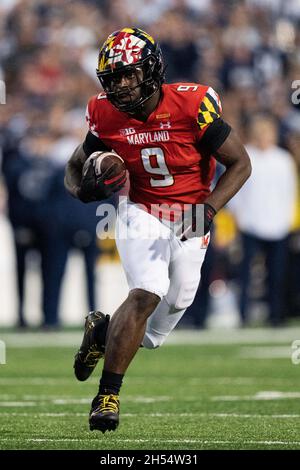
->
[115,199,209,349]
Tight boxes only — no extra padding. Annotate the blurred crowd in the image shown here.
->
[0,0,300,328]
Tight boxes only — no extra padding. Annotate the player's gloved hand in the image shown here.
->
[78,159,126,203]
[177,203,217,241]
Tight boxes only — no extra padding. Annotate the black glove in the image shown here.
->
[177,203,217,241]
[78,158,126,203]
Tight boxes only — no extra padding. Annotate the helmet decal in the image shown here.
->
[98,28,156,72]
[106,35,147,67]
[96,28,165,112]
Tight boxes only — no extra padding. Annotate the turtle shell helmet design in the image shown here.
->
[96,28,165,113]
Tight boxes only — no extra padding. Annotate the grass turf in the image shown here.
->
[1,331,300,450]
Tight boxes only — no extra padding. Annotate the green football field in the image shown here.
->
[1,328,300,450]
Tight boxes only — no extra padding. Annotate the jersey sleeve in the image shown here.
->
[196,87,223,137]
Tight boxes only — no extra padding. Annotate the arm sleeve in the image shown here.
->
[199,118,231,154]
[82,131,110,156]
[196,86,231,153]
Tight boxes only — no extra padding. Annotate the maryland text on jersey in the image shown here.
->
[125,130,170,145]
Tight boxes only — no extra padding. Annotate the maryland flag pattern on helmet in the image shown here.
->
[98,28,156,73]
[197,87,222,130]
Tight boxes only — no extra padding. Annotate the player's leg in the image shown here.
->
[239,232,259,325]
[73,244,163,382]
[40,231,68,328]
[141,297,186,349]
[265,237,288,326]
[142,235,209,349]
[89,287,161,432]
[14,234,27,328]
[82,239,98,311]
[89,202,172,432]
[102,288,160,373]
[74,310,110,381]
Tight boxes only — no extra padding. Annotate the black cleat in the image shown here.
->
[89,394,120,433]
[74,311,110,381]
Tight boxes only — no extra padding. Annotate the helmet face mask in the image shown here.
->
[96,28,165,113]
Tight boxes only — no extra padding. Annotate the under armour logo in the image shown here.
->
[160,121,171,129]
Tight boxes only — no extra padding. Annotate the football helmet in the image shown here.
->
[96,28,165,112]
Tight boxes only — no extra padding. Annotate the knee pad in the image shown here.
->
[142,297,185,350]
[142,331,166,349]
[166,279,200,311]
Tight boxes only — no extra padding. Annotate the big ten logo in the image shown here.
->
[0,80,6,104]
[0,340,6,365]
[291,80,300,105]
[291,340,300,365]
[120,128,136,136]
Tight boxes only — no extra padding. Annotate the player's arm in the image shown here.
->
[197,88,251,234]
[64,131,113,202]
[195,124,251,237]
[64,142,88,199]
[196,87,251,213]
[180,88,251,240]
[203,127,252,212]
[180,124,251,240]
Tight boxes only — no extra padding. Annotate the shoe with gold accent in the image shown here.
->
[73,311,110,381]
[89,394,120,432]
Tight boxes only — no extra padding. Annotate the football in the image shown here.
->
[83,150,126,180]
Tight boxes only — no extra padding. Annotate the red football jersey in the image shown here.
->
[86,83,222,214]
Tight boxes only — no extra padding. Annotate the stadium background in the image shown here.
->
[2,0,300,453]
[0,0,300,328]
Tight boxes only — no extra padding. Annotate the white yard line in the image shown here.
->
[0,376,297,387]
[0,378,79,385]
[0,437,300,446]
[1,411,300,419]
[0,396,172,407]
[212,391,300,401]
[2,327,300,347]
[239,346,292,359]
[2,390,300,407]
[0,402,37,407]
[0,412,87,417]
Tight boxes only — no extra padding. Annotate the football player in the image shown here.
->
[64,28,251,433]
